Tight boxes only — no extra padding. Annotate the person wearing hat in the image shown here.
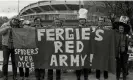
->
[75,8,90,80]
[0,16,20,80]
[19,18,25,28]
[78,8,88,27]
[113,16,130,80]
[22,20,31,28]
[47,18,63,80]
[18,20,31,80]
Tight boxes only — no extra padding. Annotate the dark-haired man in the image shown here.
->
[33,17,45,80]
[0,16,20,80]
[75,8,90,80]
[47,18,63,80]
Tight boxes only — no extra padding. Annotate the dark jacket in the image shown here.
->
[0,21,19,46]
[115,31,129,58]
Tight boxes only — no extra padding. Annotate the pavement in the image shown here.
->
[0,70,133,80]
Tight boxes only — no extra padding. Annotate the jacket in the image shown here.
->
[115,31,129,58]
[0,22,11,46]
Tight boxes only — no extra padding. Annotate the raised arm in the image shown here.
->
[0,23,11,35]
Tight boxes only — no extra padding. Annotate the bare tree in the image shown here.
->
[103,1,133,30]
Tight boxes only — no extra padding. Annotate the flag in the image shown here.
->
[12,28,36,49]
[91,29,116,74]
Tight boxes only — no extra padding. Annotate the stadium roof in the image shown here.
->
[19,0,105,17]
[19,0,84,16]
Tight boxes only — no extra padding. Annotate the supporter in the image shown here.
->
[0,16,20,80]
[47,18,62,80]
[33,17,45,80]
[75,8,90,80]
[32,17,43,27]
[22,20,31,28]
[18,20,31,80]
[113,16,130,80]
[95,70,108,80]
[95,17,108,80]
[19,18,25,28]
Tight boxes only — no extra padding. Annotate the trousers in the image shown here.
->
[19,68,29,77]
[48,69,61,80]
[116,53,129,80]
[2,45,17,77]
[35,69,45,80]
[96,69,108,79]
[76,68,89,80]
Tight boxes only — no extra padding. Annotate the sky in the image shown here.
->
[0,0,40,18]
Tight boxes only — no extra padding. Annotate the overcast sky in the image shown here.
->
[0,0,40,18]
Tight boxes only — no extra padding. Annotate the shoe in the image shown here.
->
[56,76,61,80]
[84,77,88,80]
[47,78,53,80]
[40,77,44,80]
[56,78,61,80]
[123,77,126,80]
[3,76,8,80]
[36,78,40,80]
[77,77,80,80]
[25,77,29,80]
[116,78,119,80]
[13,76,17,80]
[20,77,24,80]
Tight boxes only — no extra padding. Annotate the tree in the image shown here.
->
[102,1,133,30]
[0,16,9,26]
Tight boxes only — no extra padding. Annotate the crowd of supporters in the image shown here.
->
[0,8,133,80]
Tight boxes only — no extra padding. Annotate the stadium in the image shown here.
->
[19,0,110,26]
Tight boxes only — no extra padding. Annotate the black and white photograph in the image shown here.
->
[0,0,133,80]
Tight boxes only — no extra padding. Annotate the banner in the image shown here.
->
[35,27,91,69]
[12,28,36,49]
[14,48,38,68]
[12,27,116,73]
[12,28,37,68]
[91,29,116,73]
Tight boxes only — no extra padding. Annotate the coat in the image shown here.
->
[0,22,11,46]
[115,31,129,58]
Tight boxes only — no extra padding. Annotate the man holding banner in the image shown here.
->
[33,17,45,80]
[75,8,90,80]
[10,10,119,80]
[95,17,109,80]
[47,18,63,80]
[0,16,20,80]
[18,20,31,80]
[113,16,130,80]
